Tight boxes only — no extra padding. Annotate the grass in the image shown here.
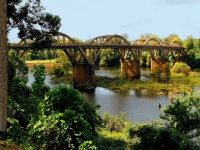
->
[25,60,57,63]
[49,68,200,94]
[25,60,63,70]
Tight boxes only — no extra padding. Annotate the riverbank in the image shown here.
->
[96,76,200,94]
[50,73,200,94]
[25,60,63,70]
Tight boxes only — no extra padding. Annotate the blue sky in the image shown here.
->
[9,0,200,42]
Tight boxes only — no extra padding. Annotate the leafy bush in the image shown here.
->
[49,66,64,77]
[63,61,72,72]
[140,51,151,67]
[7,63,50,144]
[171,62,191,76]
[128,125,197,150]
[78,141,98,150]
[29,86,102,149]
[101,112,131,132]
[99,49,120,67]
[160,91,200,138]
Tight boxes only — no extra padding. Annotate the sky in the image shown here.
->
[9,0,200,42]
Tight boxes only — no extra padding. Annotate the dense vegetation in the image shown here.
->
[5,7,200,148]
[2,47,200,149]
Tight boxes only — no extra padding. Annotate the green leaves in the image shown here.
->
[29,86,102,149]
[160,91,200,138]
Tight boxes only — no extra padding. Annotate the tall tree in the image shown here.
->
[0,0,61,133]
[7,0,61,47]
[0,0,7,132]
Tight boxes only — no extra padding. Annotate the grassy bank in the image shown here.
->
[25,60,63,70]
[50,72,200,94]
[95,76,200,94]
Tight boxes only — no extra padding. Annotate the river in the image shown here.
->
[27,67,200,124]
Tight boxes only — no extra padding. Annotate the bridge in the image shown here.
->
[10,32,185,83]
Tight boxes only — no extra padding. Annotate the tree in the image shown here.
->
[121,33,129,40]
[0,0,61,134]
[99,49,120,67]
[129,125,198,150]
[184,36,195,51]
[0,0,7,133]
[164,34,183,45]
[160,91,200,138]
[7,0,61,46]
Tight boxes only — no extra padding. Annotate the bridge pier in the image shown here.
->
[73,63,95,83]
[121,59,141,78]
[175,56,185,63]
[151,57,168,71]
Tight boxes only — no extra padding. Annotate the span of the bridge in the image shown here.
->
[10,32,185,83]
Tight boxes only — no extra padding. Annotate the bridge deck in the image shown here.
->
[10,44,183,50]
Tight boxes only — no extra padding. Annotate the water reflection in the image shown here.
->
[27,67,200,124]
[81,87,171,123]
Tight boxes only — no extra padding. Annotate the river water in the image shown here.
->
[27,67,200,124]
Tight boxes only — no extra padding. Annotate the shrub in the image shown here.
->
[189,72,198,77]
[49,66,64,77]
[78,141,98,150]
[101,112,131,132]
[160,91,200,137]
[171,62,191,76]
[129,125,197,150]
[29,86,102,149]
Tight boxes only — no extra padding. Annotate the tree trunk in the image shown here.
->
[0,0,7,132]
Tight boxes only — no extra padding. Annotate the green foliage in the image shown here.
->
[6,117,26,143]
[78,141,98,150]
[128,125,197,150]
[162,63,171,80]
[164,34,183,45]
[150,63,170,82]
[112,69,121,78]
[171,62,191,76]
[8,50,29,78]
[151,67,162,81]
[102,112,130,132]
[184,37,200,68]
[29,86,102,149]
[31,64,50,97]
[140,51,151,67]
[7,60,50,144]
[95,135,127,150]
[99,49,120,67]
[49,66,64,77]
[160,91,200,138]
[7,0,61,47]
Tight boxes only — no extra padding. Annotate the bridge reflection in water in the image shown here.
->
[11,32,185,83]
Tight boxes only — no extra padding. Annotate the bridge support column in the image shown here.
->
[121,60,141,78]
[175,56,185,63]
[88,63,95,82]
[73,63,95,83]
[151,57,168,71]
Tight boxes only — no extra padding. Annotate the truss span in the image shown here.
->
[10,32,185,62]
[52,32,76,44]
[103,35,130,45]
[89,35,111,44]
